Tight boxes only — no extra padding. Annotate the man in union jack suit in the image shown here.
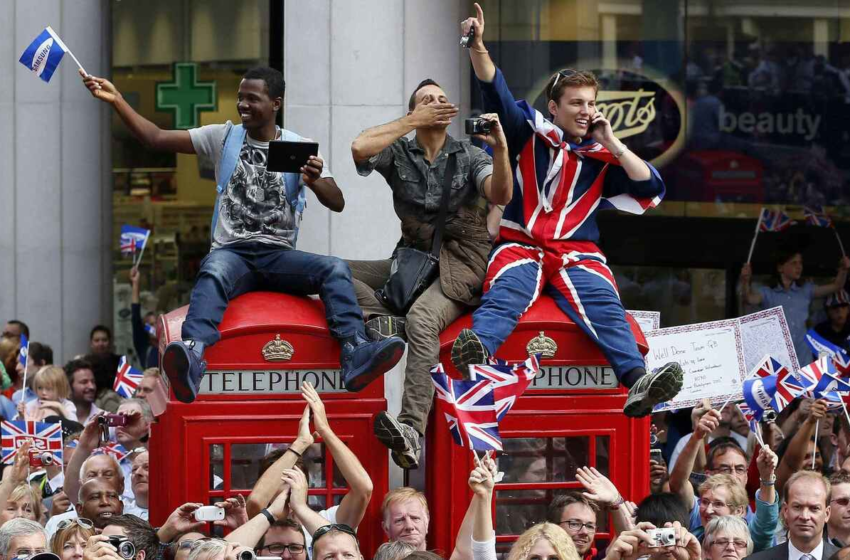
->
[455,4,683,416]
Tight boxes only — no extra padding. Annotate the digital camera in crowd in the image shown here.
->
[28,450,54,468]
[646,528,677,548]
[464,118,491,135]
[460,27,475,48]
[237,551,256,560]
[100,413,128,427]
[107,535,136,560]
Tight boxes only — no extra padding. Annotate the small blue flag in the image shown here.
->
[18,334,28,368]
[19,27,68,83]
[120,225,149,256]
[742,376,777,421]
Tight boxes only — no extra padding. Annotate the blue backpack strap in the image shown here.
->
[210,123,247,243]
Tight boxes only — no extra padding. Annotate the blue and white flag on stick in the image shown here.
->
[742,376,777,421]
[18,335,28,369]
[19,26,86,83]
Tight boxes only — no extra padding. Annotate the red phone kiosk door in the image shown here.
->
[152,292,388,557]
[427,295,651,555]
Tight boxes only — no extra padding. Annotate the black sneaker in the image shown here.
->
[623,362,684,418]
[341,334,405,392]
[450,329,489,378]
[366,316,407,342]
[373,411,421,469]
[162,340,207,404]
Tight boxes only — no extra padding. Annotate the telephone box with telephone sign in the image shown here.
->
[151,292,388,556]
[426,295,651,555]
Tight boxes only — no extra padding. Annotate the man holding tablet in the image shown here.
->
[81,66,404,403]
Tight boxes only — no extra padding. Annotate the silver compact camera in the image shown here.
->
[460,27,475,48]
[646,528,677,547]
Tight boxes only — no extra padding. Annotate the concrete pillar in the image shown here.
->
[601,14,618,70]
[0,0,112,361]
[813,19,829,58]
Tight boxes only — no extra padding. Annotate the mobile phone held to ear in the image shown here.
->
[194,505,225,522]
[268,141,319,174]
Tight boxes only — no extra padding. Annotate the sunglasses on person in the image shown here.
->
[311,524,358,546]
[56,518,94,531]
[549,69,577,98]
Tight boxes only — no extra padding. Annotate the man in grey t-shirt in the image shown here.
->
[82,66,404,402]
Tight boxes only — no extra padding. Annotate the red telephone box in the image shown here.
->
[151,292,388,556]
[426,295,651,555]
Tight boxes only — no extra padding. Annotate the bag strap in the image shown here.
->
[430,152,456,258]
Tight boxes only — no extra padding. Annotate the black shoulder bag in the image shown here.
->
[375,154,456,316]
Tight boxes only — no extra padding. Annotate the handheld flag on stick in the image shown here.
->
[467,355,540,421]
[742,376,777,421]
[114,356,144,399]
[759,209,795,233]
[18,26,86,82]
[772,367,806,412]
[120,225,150,266]
[18,335,30,405]
[0,420,63,465]
[806,329,850,376]
[804,206,845,256]
[430,364,502,452]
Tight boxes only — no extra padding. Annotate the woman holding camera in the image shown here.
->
[51,519,95,560]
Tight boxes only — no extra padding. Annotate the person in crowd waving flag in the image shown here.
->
[114,356,144,399]
[0,419,63,464]
[430,364,502,451]
[467,354,540,421]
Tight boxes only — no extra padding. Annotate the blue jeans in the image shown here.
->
[182,242,366,347]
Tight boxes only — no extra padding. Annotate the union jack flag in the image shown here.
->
[772,368,806,412]
[468,354,540,421]
[749,355,787,379]
[94,442,131,463]
[120,225,149,256]
[803,206,833,228]
[0,420,63,464]
[431,364,502,451]
[736,403,761,440]
[758,208,795,232]
[797,356,835,395]
[114,356,144,398]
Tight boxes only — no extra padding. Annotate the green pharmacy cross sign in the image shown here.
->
[156,62,217,129]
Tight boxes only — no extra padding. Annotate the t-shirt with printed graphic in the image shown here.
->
[189,121,332,250]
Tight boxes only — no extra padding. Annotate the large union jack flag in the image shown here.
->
[1,420,63,464]
[803,206,833,228]
[758,208,795,232]
[114,356,144,399]
[773,368,806,412]
[431,364,502,451]
[468,354,540,421]
[749,355,787,379]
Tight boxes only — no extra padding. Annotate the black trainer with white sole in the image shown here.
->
[365,316,407,342]
[623,362,684,418]
[373,411,421,469]
[450,328,489,378]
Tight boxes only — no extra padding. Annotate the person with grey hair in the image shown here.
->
[702,516,752,560]
[372,540,416,560]
[0,518,48,560]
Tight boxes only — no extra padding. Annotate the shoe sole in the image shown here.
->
[345,338,406,392]
[162,343,197,404]
[623,362,684,418]
[451,329,487,378]
[366,317,407,342]
[374,412,420,469]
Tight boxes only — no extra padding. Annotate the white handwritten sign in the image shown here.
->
[627,310,661,333]
[646,318,746,411]
[739,306,799,373]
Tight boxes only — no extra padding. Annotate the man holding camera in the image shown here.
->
[81,67,404,403]
[349,79,512,469]
[455,4,683,417]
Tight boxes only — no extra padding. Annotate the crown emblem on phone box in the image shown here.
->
[262,334,294,362]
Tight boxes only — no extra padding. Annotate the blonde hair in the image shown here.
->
[50,522,95,556]
[33,366,70,400]
[699,474,748,512]
[143,368,159,379]
[8,483,42,522]
[381,487,429,522]
[507,523,579,560]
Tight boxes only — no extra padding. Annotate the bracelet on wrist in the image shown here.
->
[760,477,776,486]
[472,47,489,54]
[609,495,625,510]
[287,447,303,458]
[260,508,276,524]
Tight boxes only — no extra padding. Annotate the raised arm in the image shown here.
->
[227,485,292,547]
[350,102,458,163]
[669,408,721,509]
[80,70,195,154]
[284,467,332,536]
[65,418,102,504]
[246,406,313,519]
[0,442,31,516]
[776,399,827,494]
[301,383,372,528]
[451,455,497,560]
[576,467,634,533]
[462,4,495,83]
[474,115,512,206]
[812,256,850,298]
[739,264,764,306]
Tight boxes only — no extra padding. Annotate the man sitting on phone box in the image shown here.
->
[457,3,683,417]
[349,78,513,469]
[81,66,404,402]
